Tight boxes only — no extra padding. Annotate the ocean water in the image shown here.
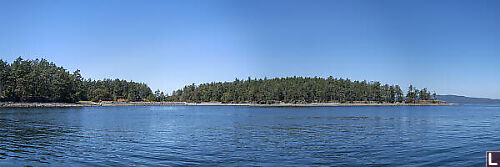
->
[0,104,499,166]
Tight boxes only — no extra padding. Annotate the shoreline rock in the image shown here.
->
[0,102,98,108]
[0,101,458,108]
[185,102,458,106]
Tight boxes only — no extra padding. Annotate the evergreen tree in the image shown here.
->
[0,57,154,102]
[169,77,437,104]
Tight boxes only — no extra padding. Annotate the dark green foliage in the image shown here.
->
[0,57,153,102]
[0,57,437,104]
[405,85,433,103]
[170,76,435,104]
[83,78,153,102]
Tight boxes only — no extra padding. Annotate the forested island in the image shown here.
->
[0,57,154,102]
[0,57,447,106]
[170,77,438,104]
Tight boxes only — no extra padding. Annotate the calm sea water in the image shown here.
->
[0,105,499,166]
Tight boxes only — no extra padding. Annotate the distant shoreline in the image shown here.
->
[0,102,458,108]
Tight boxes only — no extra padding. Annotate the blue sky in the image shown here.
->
[1,0,499,98]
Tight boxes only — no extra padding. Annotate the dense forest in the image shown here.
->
[0,57,154,102]
[170,77,437,104]
[1,57,438,104]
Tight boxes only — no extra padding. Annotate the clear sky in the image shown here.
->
[1,0,499,98]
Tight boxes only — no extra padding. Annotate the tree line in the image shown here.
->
[0,57,438,104]
[169,77,437,104]
[0,57,154,102]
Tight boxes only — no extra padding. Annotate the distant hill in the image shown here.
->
[436,95,500,104]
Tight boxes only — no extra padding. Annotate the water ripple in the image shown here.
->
[0,105,498,166]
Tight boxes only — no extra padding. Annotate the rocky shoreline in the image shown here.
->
[0,102,97,108]
[187,102,459,107]
[0,101,458,108]
[0,102,187,108]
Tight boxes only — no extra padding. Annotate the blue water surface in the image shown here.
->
[1,104,499,166]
